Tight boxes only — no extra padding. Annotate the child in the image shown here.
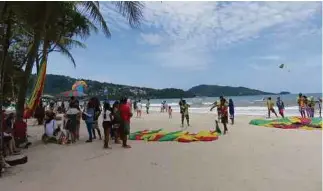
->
[168,106,172,118]
[228,99,234,124]
[266,97,278,118]
[276,97,285,118]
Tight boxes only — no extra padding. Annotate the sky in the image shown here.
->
[46,1,322,94]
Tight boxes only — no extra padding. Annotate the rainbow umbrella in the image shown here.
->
[58,90,87,98]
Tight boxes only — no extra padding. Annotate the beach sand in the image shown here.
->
[0,112,322,191]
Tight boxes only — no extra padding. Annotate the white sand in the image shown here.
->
[0,112,321,191]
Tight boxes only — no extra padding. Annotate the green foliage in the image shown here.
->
[28,74,274,100]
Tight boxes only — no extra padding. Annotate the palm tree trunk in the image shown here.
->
[15,33,41,121]
[15,2,52,121]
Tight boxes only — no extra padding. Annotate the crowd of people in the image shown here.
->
[35,96,134,149]
[2,93,321,174]
[265,94,322,119]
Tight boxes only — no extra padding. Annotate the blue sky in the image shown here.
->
[46,1,322,93]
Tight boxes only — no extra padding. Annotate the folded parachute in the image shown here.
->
[249,117,322,130]
[129,129,220,143]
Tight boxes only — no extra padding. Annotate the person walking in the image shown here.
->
[266,97,278,118]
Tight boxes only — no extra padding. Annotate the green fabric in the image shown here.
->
[158,131,183,141]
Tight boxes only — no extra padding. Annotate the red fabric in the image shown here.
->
[13,121,27,139]
[119,103,131,123]
[198,136,218,141]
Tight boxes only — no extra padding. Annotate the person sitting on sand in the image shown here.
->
[13,117,32,149]
[228,99,235,125]
[180,100,190,127]
[266,97,278,118]
[119,97,133,148]
[42,112,60,143]
[168,106,172,119]
[276,97,285,118]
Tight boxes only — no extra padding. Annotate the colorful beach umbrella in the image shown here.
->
[58,90,87,97]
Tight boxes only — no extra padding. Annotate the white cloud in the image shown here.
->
[101,2,321,70]
[140,33,163,45]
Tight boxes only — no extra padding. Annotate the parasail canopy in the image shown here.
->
[72,80,88,93]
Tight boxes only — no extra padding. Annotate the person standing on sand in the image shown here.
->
[111,101,121,143]
[180,100,190,127]
[119,97,133,148]
[219,97,229,134]
[317,98,322,118]
[146,99,150,114]
[297,93,306,118]
[102,101,112,149]
[276,97,285,118]
[84,101,95,143]
[228,99,235,125]
[136,99,142,118]
[266,97,278,118]
[168,106,172,119]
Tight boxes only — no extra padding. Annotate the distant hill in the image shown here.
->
[279,91,291,95]
[187,85,273,97]
[28,74,274,99]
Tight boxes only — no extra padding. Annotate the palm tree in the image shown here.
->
[10,1,144,121]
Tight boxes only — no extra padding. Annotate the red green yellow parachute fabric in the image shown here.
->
[129,129,219,143]
[23,59,47,119]
[249,117,322,130]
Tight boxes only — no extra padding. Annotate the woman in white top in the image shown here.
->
[136,99,142,118]
[102,101,113,149]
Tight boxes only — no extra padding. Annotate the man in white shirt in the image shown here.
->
[136,99,142,118]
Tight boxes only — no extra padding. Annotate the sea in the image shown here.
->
[108,93,322,117]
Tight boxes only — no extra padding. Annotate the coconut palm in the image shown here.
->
[9,1,145,120]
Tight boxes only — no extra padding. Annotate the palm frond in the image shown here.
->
[79,1,111,38]
[113,1,144,28]
[58,37,86,49]
[55,43,76,68]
